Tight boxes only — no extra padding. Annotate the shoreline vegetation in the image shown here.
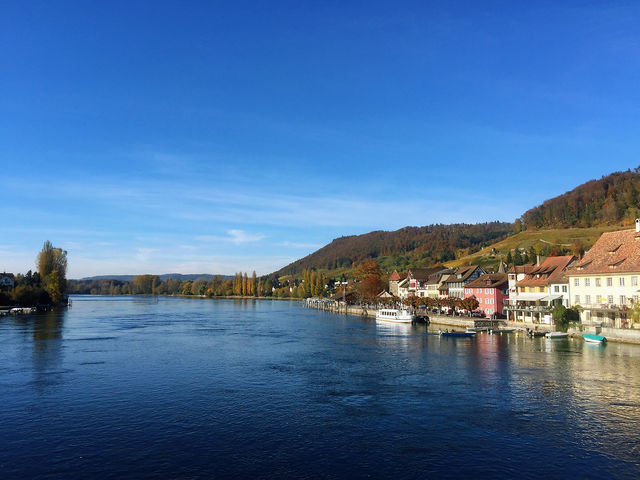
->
[0,241,68,310]
[66,269,328,300]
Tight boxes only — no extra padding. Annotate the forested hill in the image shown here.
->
[522,169,640,229]
[275,222,512,277]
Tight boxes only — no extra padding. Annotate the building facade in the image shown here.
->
[568,226,640,329]
[505,256,575,324]
[464,273,509,317]
[443,265,485,299]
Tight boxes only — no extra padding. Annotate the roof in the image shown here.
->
[425,269,454,285]
[444,265,483,284]
[407,267,442,281]
[568,229,640,275]
[507,264,536,274]
[516,256,575,287]
[466,273,508,289]
[397,278,409,288]
[389,270,406,281]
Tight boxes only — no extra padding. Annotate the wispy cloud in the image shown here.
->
[196,229,266,245]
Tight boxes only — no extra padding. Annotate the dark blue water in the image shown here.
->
[1,296,640,479]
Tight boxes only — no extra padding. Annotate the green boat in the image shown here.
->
[582,334,606,344]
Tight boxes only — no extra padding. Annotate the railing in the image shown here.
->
[504,305,552,313]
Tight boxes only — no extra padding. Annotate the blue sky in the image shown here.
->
[2,1,640,278]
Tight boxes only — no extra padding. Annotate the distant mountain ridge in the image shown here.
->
[274,222,513,277]
[76,273,232,281]
[273,168,640,279]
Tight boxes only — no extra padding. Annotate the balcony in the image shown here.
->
[504,304,553,313]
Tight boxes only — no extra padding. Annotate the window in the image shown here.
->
[633,277,638,287]
[585,295,591,304]
[562,286,567,293]
[595,278,601,287]
[608,295,614,304]
[619,277,625,287]
[575,295,580,304]
[554,286,560,293]
[607,278,613,287]
[574,278,579,286]
[620,295,626,304]
[585,278,590,287]
[634,295,638,303]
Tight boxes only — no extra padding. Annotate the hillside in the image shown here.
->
[445,224,628,270]
[522,169,640,229]
[273,169,640,280]
[274,222,513,278]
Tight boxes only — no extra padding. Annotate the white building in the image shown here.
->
[505,256,575,324]
[568,224,640,329]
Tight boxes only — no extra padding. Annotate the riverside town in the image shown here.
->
[305,221,640,345]
[5,3,640,478]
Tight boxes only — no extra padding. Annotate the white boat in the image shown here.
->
[545,331,568,339]
[375,308,414,323]
[467,326,490,333]
[490,328,515,334]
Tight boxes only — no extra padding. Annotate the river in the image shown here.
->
[1,296,640,479]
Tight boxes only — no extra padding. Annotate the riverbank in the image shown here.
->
[304,298,498,329]
[304,298,640,344]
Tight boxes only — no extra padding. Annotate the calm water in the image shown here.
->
[2,296,640,479]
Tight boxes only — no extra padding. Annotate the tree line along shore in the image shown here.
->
[1,241,68,308]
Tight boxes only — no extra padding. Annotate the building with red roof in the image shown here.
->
[504,256,575,324]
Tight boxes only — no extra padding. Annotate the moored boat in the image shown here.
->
[490,327,515,334]
[440,330,475,338]
[528,330,546,337]
[582,333,606,344]
[467,326,490,333]
[375,308,414,323]
[545,331,568,339]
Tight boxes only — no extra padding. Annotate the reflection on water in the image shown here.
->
[0,297,639,479]
[4,310,66,390]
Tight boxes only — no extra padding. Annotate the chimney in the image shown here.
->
[636,218,640,233]
[536,255,546,266]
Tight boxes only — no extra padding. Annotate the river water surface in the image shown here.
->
[2,296,640,479]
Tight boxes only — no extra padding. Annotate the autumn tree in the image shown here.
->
[354,259,383,302]
[182,280,193,295]
[251,271,257,296]
[37,241,68,303]
[460,296,479,312]
[514,218,523,234]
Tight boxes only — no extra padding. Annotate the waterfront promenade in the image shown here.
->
[304,297,640,344]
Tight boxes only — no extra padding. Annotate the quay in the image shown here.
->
[304,298,499,329]
[303,298,640,344]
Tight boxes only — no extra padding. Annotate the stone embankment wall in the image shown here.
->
[305,299,640,344]
[569,325,640,345]
[304,299,478,328]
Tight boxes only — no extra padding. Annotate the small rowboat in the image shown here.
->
[545,332,568,339]
[528,331,546,338]
[440,331,475,338]
[582,334,606,344]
